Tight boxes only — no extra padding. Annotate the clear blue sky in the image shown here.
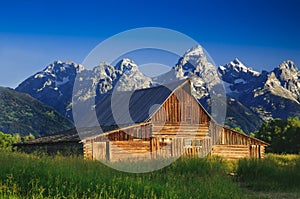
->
[0,0,299,88]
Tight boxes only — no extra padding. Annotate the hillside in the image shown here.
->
[0,87,74,137]
[225,98,264,133]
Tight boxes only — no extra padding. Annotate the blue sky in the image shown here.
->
[0,0,299,88]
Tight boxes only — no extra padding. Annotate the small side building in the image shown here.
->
[16,79,268,161]
[15,128,83,155]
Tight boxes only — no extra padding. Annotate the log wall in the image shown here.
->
[150,136,212,158]
[83,124,152,161]
[211,127,267,159]
[211,145,250,160]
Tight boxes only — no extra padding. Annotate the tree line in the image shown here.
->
[254,117,300,154]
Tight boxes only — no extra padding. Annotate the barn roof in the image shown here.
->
[14,125,131,145]
[94,79,188,126]
[14,128,80,145]
[222,126,269,146]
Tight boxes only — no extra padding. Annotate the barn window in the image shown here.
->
[194,140,201,146]
[185,140,192,147]
[137,129,142,139]
[186,106,191,115]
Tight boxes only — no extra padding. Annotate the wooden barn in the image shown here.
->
[16,79,268,161]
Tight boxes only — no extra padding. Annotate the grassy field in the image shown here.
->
[238,154,300,198]
[0,152,299,199]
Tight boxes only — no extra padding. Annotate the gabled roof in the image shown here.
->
[222,126,269,146]
[95,79,188,126]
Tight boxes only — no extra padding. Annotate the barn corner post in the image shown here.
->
[105,141,110,161]
[149,123,156,159]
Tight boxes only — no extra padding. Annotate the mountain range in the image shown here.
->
[219,58,300,121]
[3,45,300,135]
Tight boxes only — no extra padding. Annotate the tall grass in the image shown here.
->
[237,154,300,192]
[1,152,299,198]
[0,152,244,199]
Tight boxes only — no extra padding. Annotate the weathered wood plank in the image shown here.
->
[211,145,250,159]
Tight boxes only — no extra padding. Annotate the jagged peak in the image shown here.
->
[44,60,85,74]
[229,58,247,70]
[176,45,211,73]
[184,45,205,57]
[119,58,136,65]
[220,58,260,76]
[54,60,63,65]
[277,60,298,71]
[266,72,280,84]
[92,62,115,75]
[232,57,244,65]
[263,72,299,103]
[115,58,138,72]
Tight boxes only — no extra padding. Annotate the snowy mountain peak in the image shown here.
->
[220,58,260,77]
[54,60,63,65]
[275,60,299,81]
[265,72,282,88]
[272,60,300,100]
[15,60,85,119]
[115,58,139,73]
[263,72,299,103]
[92,62,116,79]
[230,58,251,72]
[232,58,246,68]
[42,61,85,76]
[278,60,298,72]
[173,45,221,98]
[177,45,210,73]
[184,45,205,57]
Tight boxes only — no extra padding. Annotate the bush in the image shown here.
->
[0,132,21,151]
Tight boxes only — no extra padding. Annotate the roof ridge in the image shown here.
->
[97,78,189,96]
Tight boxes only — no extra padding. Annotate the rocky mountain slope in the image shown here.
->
[218,58,300,122]
[16,59,151,120]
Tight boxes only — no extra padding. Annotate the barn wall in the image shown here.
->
[83,124,152,161]
[150,83,212,158]
[209,122,223,145]
[211,145,250,159]
[150,136,212,158]
[212,127,266,159]
[109,141,150,161]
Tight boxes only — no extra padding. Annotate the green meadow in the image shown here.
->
[0,152,299,199]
